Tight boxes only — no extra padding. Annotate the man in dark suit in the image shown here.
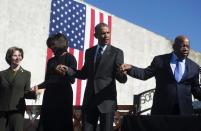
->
[0,47,36,131]
[68,23,127,131]
[121,35,201,115]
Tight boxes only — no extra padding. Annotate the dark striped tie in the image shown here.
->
[95,47,103,71]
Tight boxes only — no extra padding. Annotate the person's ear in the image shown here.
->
[172,43,177,51]
[94,33,98,38]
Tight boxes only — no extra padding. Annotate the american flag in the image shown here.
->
[47,0,112,105]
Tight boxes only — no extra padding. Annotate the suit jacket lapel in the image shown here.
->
[91,46,97,73]
[95,45,111,75]
[5,67,24,88]
[4,68,13,85]
[12,67,24,86]
[165,54,175,78]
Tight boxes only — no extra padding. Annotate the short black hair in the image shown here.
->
[46,33,68,51]
[173,35,190,50]
[94,23,109,37]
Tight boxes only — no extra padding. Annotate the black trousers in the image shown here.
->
[82,107,114,131]
[171,103,180,115]
[0,110,24,131]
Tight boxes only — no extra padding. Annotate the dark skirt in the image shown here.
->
[37,85,73,131]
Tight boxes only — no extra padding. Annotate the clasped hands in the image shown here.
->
[30,64,69,97]
[31,86,43,95]
[54,63,133,76]
[55,64,68,76]
[119,64,133,74]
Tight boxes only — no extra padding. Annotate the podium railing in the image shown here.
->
[25,105,133,131]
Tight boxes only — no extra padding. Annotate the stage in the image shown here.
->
[121,115,201,131]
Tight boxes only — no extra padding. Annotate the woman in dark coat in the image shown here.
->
[0,47,36,131]
[36,33,77,131]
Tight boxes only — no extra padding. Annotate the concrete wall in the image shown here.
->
[0,0,201,106]
[0,0,51,85]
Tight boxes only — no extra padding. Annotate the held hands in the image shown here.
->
[120,64,133,74]
[31,86,44,101]
[55,64,68,76]
[32,85,42,95]
[117,65,127,75]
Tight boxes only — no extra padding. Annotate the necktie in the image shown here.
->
[95,47,103,71]
[174,60,182,82]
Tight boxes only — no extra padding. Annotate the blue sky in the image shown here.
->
[84,0,201,53]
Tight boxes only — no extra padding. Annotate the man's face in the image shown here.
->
[174,37,190,59]
[97,26,111,45]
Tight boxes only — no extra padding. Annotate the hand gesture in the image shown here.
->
[55,64,68,76]
[117,64,127,75]
[120,64,132,73]
[32,85,41,95]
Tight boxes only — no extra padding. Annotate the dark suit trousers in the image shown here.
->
[0,110,24,131]
[82,107,114,131]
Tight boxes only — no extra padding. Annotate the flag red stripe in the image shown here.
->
[46,48,53,63]
[108,15,112,44]
[108,15,112,35]
[89,9,95,48]
[69,47,74,55]
[75,51,84,105]
[45,48,53,72]
[100,12,104,23]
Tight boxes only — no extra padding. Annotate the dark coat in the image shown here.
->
[37,53,77,131]
[129,53,201,115]
[75,45,127,113]
[0,67,36,111]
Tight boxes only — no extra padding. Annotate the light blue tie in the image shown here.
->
[174,60,182,82]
